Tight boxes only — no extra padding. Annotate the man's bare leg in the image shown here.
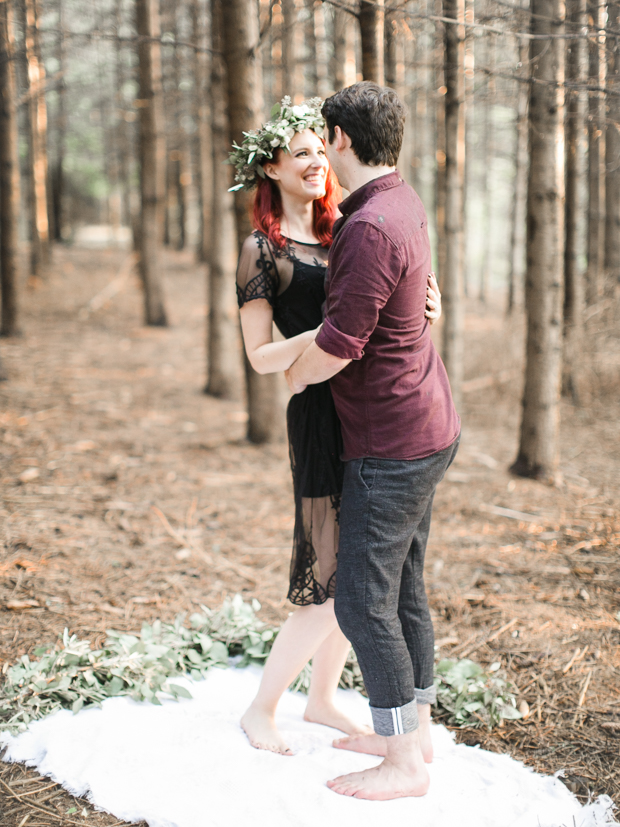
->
[304,626,374,736]
[241,600,338,755]
[332,702,434,762]
[327,728,430,800]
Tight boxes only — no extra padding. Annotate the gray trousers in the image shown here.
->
[334,436,459,736]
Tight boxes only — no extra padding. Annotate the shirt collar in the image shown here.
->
[338,170,403,217]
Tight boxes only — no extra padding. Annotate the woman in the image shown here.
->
[230,98,441,756]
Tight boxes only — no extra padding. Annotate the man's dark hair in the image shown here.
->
[321,81,405,167]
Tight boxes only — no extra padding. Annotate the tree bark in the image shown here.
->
[303,0,318,95]
[0,0,20,336]
[507,37,529,314]
[191,0,211,263]
[50,0,65,242]
[206,0,241,399]
[562,0,587,403]
[136,0,168,326]
[511,0,564,482]
[221,0,279,444]
[586,7,604,304]
[282,0,296,93]
[441,0,465,412]
[359,0,384,84]
[384,9,396,87]
[604,2,620,287]
[19,0,50,277]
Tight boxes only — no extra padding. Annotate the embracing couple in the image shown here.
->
[232,82,460,801]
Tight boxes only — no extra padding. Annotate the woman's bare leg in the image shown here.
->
[304,623,374,736]
[241,600,338,755]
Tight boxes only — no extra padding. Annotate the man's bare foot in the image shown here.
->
[333,705,434,763]
[304,701,374,736]
[327,758,430,800]
[240,704,293,756]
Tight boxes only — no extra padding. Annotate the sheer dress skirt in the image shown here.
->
[286,380,344,606]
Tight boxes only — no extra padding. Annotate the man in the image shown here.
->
[285,82,460,801]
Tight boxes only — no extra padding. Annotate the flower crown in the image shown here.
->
[227,96,324,192]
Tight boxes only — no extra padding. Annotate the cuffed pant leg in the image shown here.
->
[335,459,420,733]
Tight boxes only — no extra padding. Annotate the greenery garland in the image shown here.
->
[0,595,520,735]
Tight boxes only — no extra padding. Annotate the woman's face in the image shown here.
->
[263,129,329,201]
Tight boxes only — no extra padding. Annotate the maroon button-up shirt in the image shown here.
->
[315,171,460,461]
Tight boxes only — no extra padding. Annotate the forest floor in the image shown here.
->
[0,244,619,827]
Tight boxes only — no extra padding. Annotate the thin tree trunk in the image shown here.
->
[332,6,347,90]
[136,0,168,326]
[604,2,620,287]
[315,1,330,98]
[303,0,317,95]
[19,0,49,277]
[586,7,604,304]
[359,0,384,84]
[384,9,396,87]
[562,0,587,403]
[510,0,565,482]
[0,0,20,336]
[192,0,211,263]
[507,36,529,314]
[221,0,279,444]
[51,0,65,242]
[462,0,474,297]
[282,0,296,93]
[206,0,240,399]
[441,0,465,411]
[478,35,494,304]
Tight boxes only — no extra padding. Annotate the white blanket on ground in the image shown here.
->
[1,665,616,827]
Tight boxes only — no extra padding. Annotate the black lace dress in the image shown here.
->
[236,231,343,605]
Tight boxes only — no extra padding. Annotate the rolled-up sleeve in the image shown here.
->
[316,316,366,360]
[317,221,402,360]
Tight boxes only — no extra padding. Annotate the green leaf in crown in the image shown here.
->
[227,96,325,192]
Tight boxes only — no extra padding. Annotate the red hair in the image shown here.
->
[252,148,341,249]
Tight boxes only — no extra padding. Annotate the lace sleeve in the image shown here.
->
[236,232,280,309]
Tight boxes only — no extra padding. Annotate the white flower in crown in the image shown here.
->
[227,97,325,192]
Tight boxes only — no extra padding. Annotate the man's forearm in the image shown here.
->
[287,341,351,393]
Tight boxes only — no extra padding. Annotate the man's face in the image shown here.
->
[324,130,344,188]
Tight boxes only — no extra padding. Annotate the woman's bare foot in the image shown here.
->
[240,704,293,756]
[304,701,374,736]
[327,757,430,800]
[333,706,434,763]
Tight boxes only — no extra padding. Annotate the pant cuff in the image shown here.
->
[415,685,436,705]
[370,697,419,736]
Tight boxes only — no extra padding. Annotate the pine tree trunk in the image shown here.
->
[384,10,396,87]
[315,1,330,98]
[441,0,465,412]
[206,0,240,399]
[19,0,50,277]
[511,0,564,482]
[586,9,604,304]
[282,0,295,92]
[359,0,384,84]
[221,0,279,444]
[136,0,168,326]
[0,0,20,336]
[303,0,317,95]
[604,2,620,287]
[51,0,65,243]
[332,7,347,90]
[192,0,212,263]
[507,37,529,314]
[562,0,587,403]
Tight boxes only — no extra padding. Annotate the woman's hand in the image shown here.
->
[425,272,442,325]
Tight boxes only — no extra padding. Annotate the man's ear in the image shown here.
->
[333,125,351,153]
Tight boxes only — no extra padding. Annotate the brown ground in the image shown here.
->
[0,245,619,826]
